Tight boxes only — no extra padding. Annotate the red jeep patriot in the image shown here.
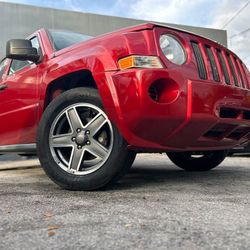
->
[0,23,249,190]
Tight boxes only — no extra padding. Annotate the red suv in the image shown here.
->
[0,23,249,190]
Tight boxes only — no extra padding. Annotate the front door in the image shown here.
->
[0,36,41,146]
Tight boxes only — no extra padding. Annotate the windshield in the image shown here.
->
[48,30,93,51]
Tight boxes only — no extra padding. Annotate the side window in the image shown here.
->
[8,60,31,75]
[30,36,41,55]
[8,36,41,75]
[0,59,8,81]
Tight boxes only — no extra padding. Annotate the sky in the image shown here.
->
[1,0,250,68]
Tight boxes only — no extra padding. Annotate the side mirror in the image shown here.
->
[6,39,40,63]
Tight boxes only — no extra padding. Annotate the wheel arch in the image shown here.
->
[43,69,98,110]
[41,67,121,132]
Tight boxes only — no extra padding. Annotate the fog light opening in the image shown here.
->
[148,78,180,104]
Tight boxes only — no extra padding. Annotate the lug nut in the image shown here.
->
[76,128,81,133]
[77,145,82,149]
[86,140,91,145]
[72,137,76,142]
[85,130,90,135]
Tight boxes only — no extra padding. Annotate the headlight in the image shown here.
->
[118,55,163,70]
[160,35,186,65]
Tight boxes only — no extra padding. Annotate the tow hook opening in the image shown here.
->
[148,78,180,104]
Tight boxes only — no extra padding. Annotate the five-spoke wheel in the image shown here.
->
[49,103,113,175]
[37,87,136,190]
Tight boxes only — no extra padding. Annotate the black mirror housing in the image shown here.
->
[6,39,40,63]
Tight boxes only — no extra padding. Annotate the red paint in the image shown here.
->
[0,23,249,151]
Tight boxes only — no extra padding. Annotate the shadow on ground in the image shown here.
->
[106,162,249,191]
[0,155,249,195]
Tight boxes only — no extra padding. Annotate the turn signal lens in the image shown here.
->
[118,55,163,70]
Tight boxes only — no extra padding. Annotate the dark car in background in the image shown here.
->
[229,142,250,156]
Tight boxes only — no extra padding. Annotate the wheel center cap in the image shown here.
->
[76,132,86,145]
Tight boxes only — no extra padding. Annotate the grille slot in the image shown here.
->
[203,124,232,139]
[216,49,230,85]
[205,46,220,82]
[220,108,240,119]
[226,53,239,87]
[203,124,250,141]
[241,63,249,89]
[191,42,207,80]
[243,110,250,120]
[227,127,249,140]
[219,108,250,121]
[234,58,245,88]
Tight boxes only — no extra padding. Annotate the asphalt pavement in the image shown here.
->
[0,154,249,250]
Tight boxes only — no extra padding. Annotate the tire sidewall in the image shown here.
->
[37,87,129,190]
[167,150,228,171]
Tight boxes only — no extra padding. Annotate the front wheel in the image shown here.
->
[37,87,135,190]
[166,150,228,171]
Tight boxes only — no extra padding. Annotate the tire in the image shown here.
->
[166,150,228,171]
[37,87,135,190]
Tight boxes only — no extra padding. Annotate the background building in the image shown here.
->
[0,1,227,59]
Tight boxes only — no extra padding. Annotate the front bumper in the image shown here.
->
[101,69,250,152]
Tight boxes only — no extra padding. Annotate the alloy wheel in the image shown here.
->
[49,103,113,175]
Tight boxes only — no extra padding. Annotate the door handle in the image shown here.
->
[0,84,8,91]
